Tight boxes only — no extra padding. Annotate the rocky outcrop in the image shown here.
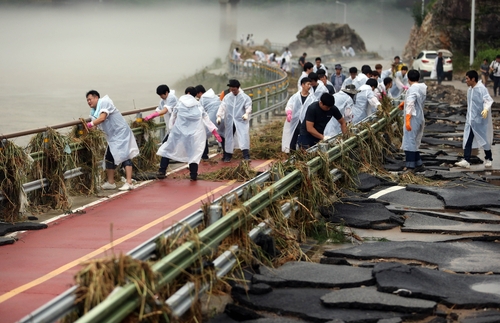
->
[288,23,366,57]
[403,0,500,64]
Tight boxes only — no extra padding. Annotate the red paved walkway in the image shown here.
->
[0,159,272,322]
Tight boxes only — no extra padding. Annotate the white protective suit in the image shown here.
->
[254,51,266,62]
[157,94,216,164]
[380,68,392,81]
[348,47,356,57]
[311,82,329,101]
[463,80,494,150]
[401,83,427,152]
[351,73,369,90]
[297,71,308,89]
[216,89,252,154]
[352,84,380,124]
[199,89,223,137]
[90,95,139,166]
[389,71,408,98]
[313,63,328,77]
[281,91,315,152]
[156,90,177,137]
[341,77,355,90]
[324,91,354,137]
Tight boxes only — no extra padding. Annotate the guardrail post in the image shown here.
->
[208,204,222,225]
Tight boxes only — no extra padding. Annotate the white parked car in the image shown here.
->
[412,49,453,80]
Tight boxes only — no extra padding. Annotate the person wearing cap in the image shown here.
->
[313,57,328,77]
[282,77,315,153]
[331,64,347,93]
[324,86,355,138]
[298,93,347,149]
[341,67,358,90]
[297,62,314,89]
[352,79,381,124]
[216,79,253,162]
[317,69,335,94]
[401,70,427,173]
[85,90,139,191]
[389,65,409,98]
[157,87,222,181]
[196,84,223,161]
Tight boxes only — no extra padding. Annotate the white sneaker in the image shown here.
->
[455,159,470,169]
[101,182,116,190]
[485,160,492,167]
[119,182,135,191]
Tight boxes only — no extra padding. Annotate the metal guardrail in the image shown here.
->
[0,61,288,206]
[16,59,289,323]
[17,52,401,322]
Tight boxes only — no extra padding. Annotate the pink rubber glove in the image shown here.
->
[86,122,94,129]
[403,86,409,91]
[143,111,160,121]
[212,129,222,143]
[286,110,292,122]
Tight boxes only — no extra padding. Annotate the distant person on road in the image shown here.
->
[282,47,292,60]
[434,51,445,85]
[490,55,500,97]
[297,62,314,89]
[85,90,139,191]
[331,64,347,93]
[347,46,356,57]
[157,87,222,181]
[341,66,358,89]
[455,70,494,169]
[253,50,266,62]
[313,57,328,77]
[216,79,252,162]
[390,65,409,98]
[298,93,347,149]
[232,47,241,61]
[341,46,348,57]
[480,58,490,87]
[401,70,427,173]
[282,77,315,153]
[298,52,307,68]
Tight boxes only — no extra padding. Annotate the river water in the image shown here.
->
[0,1,412,145]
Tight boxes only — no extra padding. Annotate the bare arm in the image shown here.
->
[92,112,108,126]
[306,121,324,140]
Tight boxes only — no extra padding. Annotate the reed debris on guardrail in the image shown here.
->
[131,119,161,172]
[0,140,29,222]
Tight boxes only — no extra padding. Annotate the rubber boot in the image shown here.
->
[223,153,233,163]
[189,163,198,181]
[157,157,169,178]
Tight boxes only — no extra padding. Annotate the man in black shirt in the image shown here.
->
[298,93,347,149]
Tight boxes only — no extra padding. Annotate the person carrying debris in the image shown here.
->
[156,87,222,181]
[85,90,139,190]
[297,93,347,149]
[455,70,494,169]
[400,70,426,173]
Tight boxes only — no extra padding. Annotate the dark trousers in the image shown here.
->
[494,76,500,96]
[202,140,209,160]
[289,121,301,152]
[105,146,132,169]
[437,71,444,85]
[159,157,198,180]
[463,131,492,162]
[158,134,169,174]
[404,151,423,169]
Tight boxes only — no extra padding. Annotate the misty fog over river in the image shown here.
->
[0,1,413,144]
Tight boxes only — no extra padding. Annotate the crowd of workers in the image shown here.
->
[84,48,496,191]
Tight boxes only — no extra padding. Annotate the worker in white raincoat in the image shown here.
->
[309,72,329,101]
[401,70,427,172]
[389,66,409,98]
[85,90,139,191]
[324,89,354,137]
[143,84,178,141]
[455,70,494,169]
[282,77,314,152]
[156,87,222,181]
[216,79,252,162]
[196,85,223,160]
[297,62,314,89]
[351,65,372,90]
[352,80,380,124]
